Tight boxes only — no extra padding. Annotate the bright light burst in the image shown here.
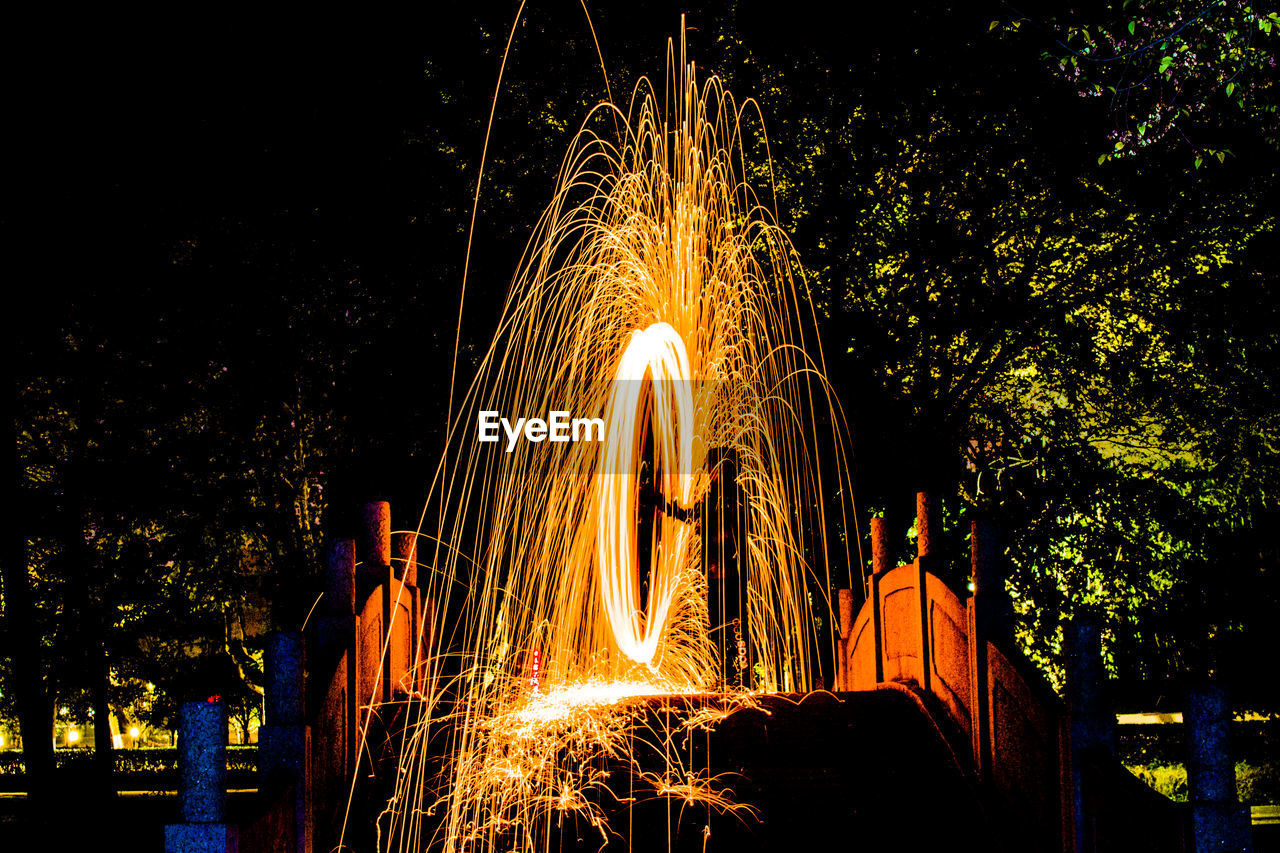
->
[597,321,698,666]
[378,34,856,853]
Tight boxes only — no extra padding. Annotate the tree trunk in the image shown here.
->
[5,364,55,812]
[92,631,113,793]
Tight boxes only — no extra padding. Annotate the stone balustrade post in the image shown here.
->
[360,501,395,706]
[261,631,311,853]
[915,492,937,693]
[319,539,356,668]
[870,516,889,577]
[262,631,305,778]
[1185,684,1253,853]
[970,519,1011,643]
[1064,615,1113,853]
[393,532,418,586]
[165,699,235,852]
[317,537,358,802]
[967,517,1006,782]
[916,491,939,565]
[867,516,890,685]
[323,539,356,618]
[837,588,854,691]
[1065,616,1113,756]
[360,501,391,570]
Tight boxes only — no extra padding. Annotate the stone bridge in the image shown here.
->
[163,496,1251,853]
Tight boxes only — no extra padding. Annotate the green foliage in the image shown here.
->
[1126,761,1189,800]
[1001,0,1280,164]
[1125,759,1280,804]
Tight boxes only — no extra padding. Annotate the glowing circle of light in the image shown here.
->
[595,321,699,666]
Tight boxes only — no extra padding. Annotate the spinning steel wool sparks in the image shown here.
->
[597,321,698,666]
[374,31,857,853]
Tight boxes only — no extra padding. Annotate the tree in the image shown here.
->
[689,1,1280,686]
[998,0,1280,166]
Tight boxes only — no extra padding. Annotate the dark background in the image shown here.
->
[5,0,1279,757]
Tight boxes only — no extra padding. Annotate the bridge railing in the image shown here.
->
[840,493,1191,853]
[183,499,435,853]
[308,501,434,853]
[166,493,1217,852]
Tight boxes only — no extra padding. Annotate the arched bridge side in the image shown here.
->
[839,495,1189,853]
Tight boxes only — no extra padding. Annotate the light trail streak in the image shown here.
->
[597,321,698,665]
[366,29,858,853]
